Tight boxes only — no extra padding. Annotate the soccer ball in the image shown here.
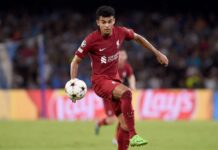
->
[65,79,87,102]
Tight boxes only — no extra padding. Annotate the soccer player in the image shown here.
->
[95,50,136,146]
[70,5,168,149]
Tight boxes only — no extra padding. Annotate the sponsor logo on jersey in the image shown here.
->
[100,52,119,64]
[100,56,107,64]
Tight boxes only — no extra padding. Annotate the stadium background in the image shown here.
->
[0,0,218,150]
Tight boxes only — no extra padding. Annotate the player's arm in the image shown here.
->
[128,74,136,90]
[71,34,92,79]
[133,33,169,66]
[70,55,82,79]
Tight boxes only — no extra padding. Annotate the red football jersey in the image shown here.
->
[118,62,133,82]
[75,26,134,82]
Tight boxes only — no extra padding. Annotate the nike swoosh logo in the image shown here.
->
[99,48,106,51]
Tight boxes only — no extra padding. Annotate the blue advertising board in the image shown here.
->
[213,92,218,120]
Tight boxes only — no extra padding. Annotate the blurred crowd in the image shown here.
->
[0,11,218,89]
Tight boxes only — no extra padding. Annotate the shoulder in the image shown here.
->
[114,26,129,37]
[115,26,135,40]
[116,26,132,32]
[85,30,98,41]
[114,26,126,32]
[83,30,100,45]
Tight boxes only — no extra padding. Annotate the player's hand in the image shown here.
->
[70,95,80,103]
[69,93,81,103]
[70,98,77,103]
[67,93,77,103]
[156,51,169,67]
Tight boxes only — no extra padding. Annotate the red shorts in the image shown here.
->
[103,98,122,117]
[93,78,122,116]
[92,78,121,100]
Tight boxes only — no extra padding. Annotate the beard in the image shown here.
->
[102,29,112,36]
[103,32,110,36]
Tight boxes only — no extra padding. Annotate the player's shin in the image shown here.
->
[120,90,136,138]
[118,127,130,150]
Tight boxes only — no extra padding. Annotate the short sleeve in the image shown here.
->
[122,27,135,41]
[75,34,92,59]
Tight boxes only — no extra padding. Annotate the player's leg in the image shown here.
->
[97,115,116,127]
[117,114,130,150]
[92,79,147,146]
[111,99,130,150]
[95,98,117,135]
[112,83,148,147]
[112,122,120,145]
[95,116,117,135]
[115,123,120,139]
[112,84,136,137]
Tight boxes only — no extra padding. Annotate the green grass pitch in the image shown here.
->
[0,120,218,150]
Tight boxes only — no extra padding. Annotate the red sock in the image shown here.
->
[117,127,130,150]
[120,91,136,138]
[98,118,108,126]
[115,123,120,139]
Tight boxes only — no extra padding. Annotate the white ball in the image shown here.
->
[65,79,87,101]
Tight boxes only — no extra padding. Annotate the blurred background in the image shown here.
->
[0,1,218,150]
[0,0,218,89]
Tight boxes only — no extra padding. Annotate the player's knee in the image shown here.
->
[121,90,132,100]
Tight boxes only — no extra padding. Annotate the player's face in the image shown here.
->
[96,16,115,36]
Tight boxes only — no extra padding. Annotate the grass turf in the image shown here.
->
[0,120,218,150]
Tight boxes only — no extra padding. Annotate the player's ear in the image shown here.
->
[96,19,100,26]
[112,17,115,25]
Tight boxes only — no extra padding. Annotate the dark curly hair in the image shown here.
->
[96,5,115,19]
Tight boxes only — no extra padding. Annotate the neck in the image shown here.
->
[100,27,113,37]
[102,31,112,37]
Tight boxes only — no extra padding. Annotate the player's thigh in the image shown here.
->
[93,79,120,100]
[117,113,128,131]
[112,83,130,99]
